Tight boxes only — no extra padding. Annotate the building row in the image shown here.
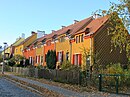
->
[2,15,128,69]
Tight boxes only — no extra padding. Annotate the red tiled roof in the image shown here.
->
[26,35,46,49]
[39,16,93,40]
[78,16,109,35]
[16,33,37,46]
[26,16,108,46]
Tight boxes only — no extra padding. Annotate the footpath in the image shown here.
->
[3,73,128,97]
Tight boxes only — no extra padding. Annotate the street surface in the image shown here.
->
[0,78,41,97]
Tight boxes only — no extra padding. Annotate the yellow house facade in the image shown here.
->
[14,32,37,56]
[14,45,24,56]
[1,37,25,58]
[55,16,93,68]
[71,32,94,70]
[56,34,70,64]
[1,46,11,59]
[35,39,44,66]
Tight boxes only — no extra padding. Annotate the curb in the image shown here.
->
[4,75,65,97]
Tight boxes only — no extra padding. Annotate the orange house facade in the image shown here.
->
[23,43,36,66]
[44,38,55,66]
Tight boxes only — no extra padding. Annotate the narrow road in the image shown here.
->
[0,78,41,97]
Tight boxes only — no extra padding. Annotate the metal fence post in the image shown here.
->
[99,74,102,91]
[116,76,119,94]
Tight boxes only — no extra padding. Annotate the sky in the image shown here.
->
[0,0,119,48]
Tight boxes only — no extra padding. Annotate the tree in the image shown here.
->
[12,55,24,64]
[8,55,25,67]
[80,47,90,71]
[46,50,56,69]
[25,59,30,66]
[96,0,130,62]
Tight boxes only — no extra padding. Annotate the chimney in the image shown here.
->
[37,30,46,38]
[62,26,66,29]
[93,14,101,19]
[16,38,19,41]
[21,33,25,39]
[74,20,79,24]
[52,30,55,33]
[31,31,36,35]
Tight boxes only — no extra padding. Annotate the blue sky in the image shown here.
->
[0,0,119,47]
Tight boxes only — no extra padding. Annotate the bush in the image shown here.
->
[8,59,15,67]
[15,64,21,67]
[69,65,81,72]
[61,61,72,70]
[102,63,130,87]
[104,63,124,74]
[20,60,24,67]
[36,65,43,70]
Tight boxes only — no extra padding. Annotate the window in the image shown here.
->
[66,52,69,61]
[38,55,40,64]
[81,34,84,42]
[59,36,65,42]
[20,47,22,52]
[46,40,51,46]
[36,56,37,63]
[76,36,78,43]
[74,54,79,65]
[29,57,33,65]
[37,44,41,48]
[76,34,84,43]
[45,54,47,62]
[36,56,38,64]
[16,49,18,53]
[79,35,81,43]
[57,51,63,63]
[73,54,82,66]
[41,56,43,63]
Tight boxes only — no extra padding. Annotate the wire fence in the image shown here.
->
[99,74,130,95]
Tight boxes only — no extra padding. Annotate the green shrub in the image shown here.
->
[8,59,15,67]
[104,63,123,74]
[15,64,21,67]
[20,60,24,67]
[61,61,72,70]
[36,65,43,69]
[69,65,81,71]
[46,50,56,69]
[102,63,130,87]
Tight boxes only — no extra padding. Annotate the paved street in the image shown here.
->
[0,78,41,97]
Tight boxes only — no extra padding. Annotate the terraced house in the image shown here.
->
[55,17,93,66]
[14,32,37,56]
[34,37,45,66]
[22,15,128,69]
[1,36,25,59]
[23,31,46,66]
[23,40,36,65]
